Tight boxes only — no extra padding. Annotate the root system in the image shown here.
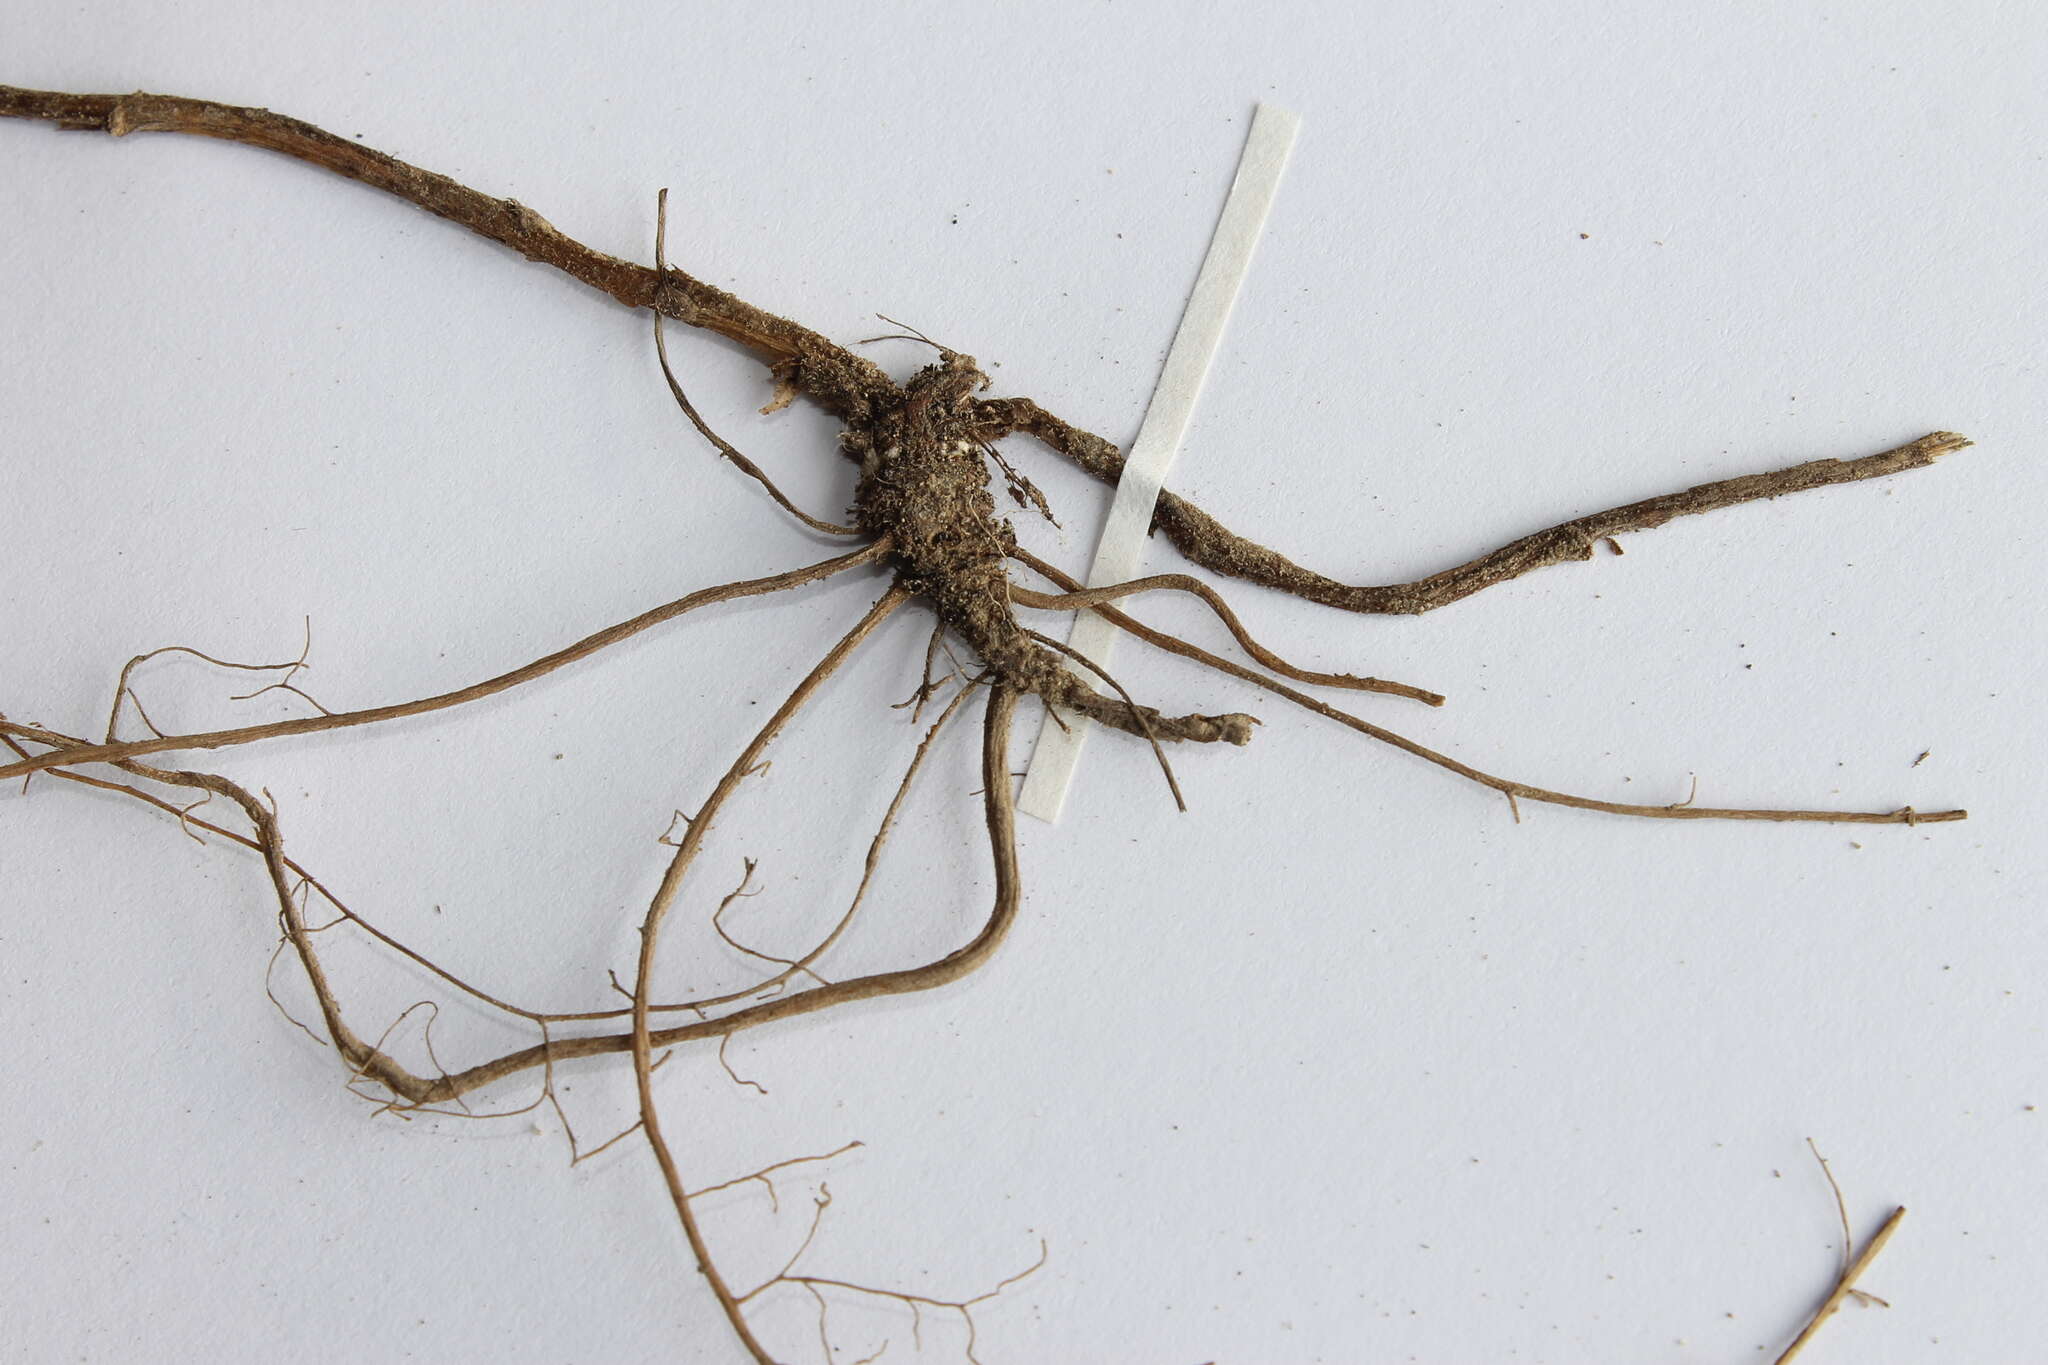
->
[0,83,1965,1363]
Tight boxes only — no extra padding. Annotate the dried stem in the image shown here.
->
[1772,1141,1900,1365]
[1776,1165,1904,1363]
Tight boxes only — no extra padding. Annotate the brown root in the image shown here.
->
[1012,553,1966,828]
[989,393,1967,618]
[0,79,1974,1365]
[0,544,889,784]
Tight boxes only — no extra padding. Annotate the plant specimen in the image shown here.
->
[0,84,1967,1362]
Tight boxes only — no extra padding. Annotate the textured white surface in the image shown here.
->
[1019,101,1298,822]
[2,6,2043,1363]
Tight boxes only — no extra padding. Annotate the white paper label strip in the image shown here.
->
[1017,103,1300,824]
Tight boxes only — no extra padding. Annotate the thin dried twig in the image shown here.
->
[1774,1143,1903,1364]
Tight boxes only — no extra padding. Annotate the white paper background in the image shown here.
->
[2,5,2042,1363]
